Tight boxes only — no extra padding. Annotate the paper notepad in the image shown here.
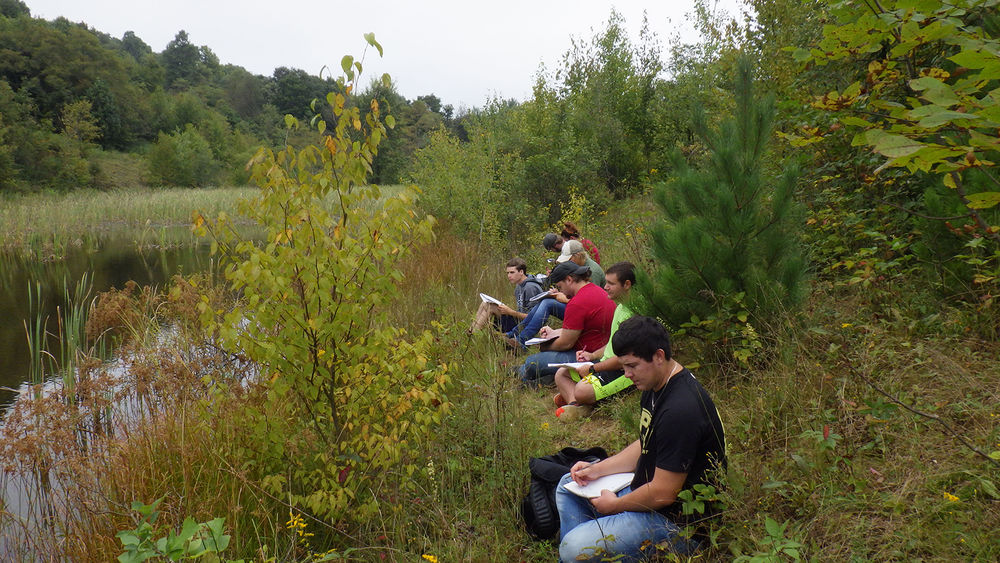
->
[547,362,591,372]
[563,472,634,498]
[524,335,558,346]
[529,291,554,303]
[479,293,503,305]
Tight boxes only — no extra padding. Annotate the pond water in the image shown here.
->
[0,232,217,408]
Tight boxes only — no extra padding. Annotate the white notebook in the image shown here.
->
[562,472,634,498]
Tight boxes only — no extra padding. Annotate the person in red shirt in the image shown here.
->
[517,262,616,387]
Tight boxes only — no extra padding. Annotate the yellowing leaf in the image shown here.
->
[966,191,1000,209]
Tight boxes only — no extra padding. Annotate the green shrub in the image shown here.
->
[195,37,452,531]
[147,125,217,186]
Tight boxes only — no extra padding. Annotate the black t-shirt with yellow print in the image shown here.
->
[632,368,727,521]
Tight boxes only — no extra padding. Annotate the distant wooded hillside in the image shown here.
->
[0,0,462,190]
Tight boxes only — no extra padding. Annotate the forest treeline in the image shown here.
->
[2,0,999,332]
[0,0,461,191]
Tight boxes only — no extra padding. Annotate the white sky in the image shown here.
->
[24,0,745,110]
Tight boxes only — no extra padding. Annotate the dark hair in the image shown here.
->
[611,316,672,362]
[604,261,635,286]
[560,221,581,239]
[506,257,528,274]
[548,262,590,285]
[542,233,561,251]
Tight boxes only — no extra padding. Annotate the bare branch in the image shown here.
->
[847,362,1000,468]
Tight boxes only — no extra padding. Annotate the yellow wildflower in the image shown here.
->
[943,491,959,502]
[422,555,438,563]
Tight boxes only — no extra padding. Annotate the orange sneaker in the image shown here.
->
[553,393,568,408]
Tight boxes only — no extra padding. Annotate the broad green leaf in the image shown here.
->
[965,191,1000,209]
[949,48,1000,70]
[364,32,384,57]
[765,517,784,537]
[840,116,872,128]
[909,77,959,107]
[340,55,354,75]
[179,517,199,541]
[791,47,811,62]
[872,133,926,158]
[915,108,980,128]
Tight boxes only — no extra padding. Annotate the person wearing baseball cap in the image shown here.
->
[516,261,615,387]
[556,239,605,288]
[542,232,564,253]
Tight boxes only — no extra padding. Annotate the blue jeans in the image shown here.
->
[506,298,566,346]
[518,349,577,386]
[555,473,698,562]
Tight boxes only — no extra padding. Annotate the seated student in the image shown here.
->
[469,257,544,334]
[561,221,601,265]
[542,232,565,255]
[555,316,727,562]
[504,286,568,350]
[506,242,603,349]
[517,262,615,387]
[553,261,636,421]
[557,240,604,288]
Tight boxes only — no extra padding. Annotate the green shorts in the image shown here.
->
[571,369,632,401]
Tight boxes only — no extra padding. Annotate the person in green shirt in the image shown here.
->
[554,261,635,421]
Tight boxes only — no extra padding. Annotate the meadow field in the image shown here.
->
[0,187,996,561]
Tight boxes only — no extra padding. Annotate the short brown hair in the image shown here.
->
[506,257,528,274]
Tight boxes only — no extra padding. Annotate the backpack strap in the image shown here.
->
[524,479,558,539]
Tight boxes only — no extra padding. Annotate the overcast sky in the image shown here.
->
[24,0,745,110]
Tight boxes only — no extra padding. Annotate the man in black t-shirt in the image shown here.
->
[554,316,726,562]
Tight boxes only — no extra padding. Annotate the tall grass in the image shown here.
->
[1,195,998,561]
[0,187,257,258]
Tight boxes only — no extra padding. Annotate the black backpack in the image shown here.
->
[520,446,608,541]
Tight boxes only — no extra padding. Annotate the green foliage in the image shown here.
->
[804,0,1000,205]
[195,38,451,527]
[0,0,29,18]
[796,0,1000,332]
[637,59,808,364]
[409,124,525,245]
[147,125,217,187]
[60,99,100,144]
[733,517,807,562]
[116,498,236,563]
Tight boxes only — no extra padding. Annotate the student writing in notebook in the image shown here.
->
[468,257,544,334]
[554,316,727,562]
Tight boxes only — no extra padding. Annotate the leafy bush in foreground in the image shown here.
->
[195,36,451,528]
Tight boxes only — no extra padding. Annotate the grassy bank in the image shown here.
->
[391,202,1000,561]
[1,193,997,561]
[0,187,257,258]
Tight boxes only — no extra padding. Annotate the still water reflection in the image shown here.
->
[0,234,216,407]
